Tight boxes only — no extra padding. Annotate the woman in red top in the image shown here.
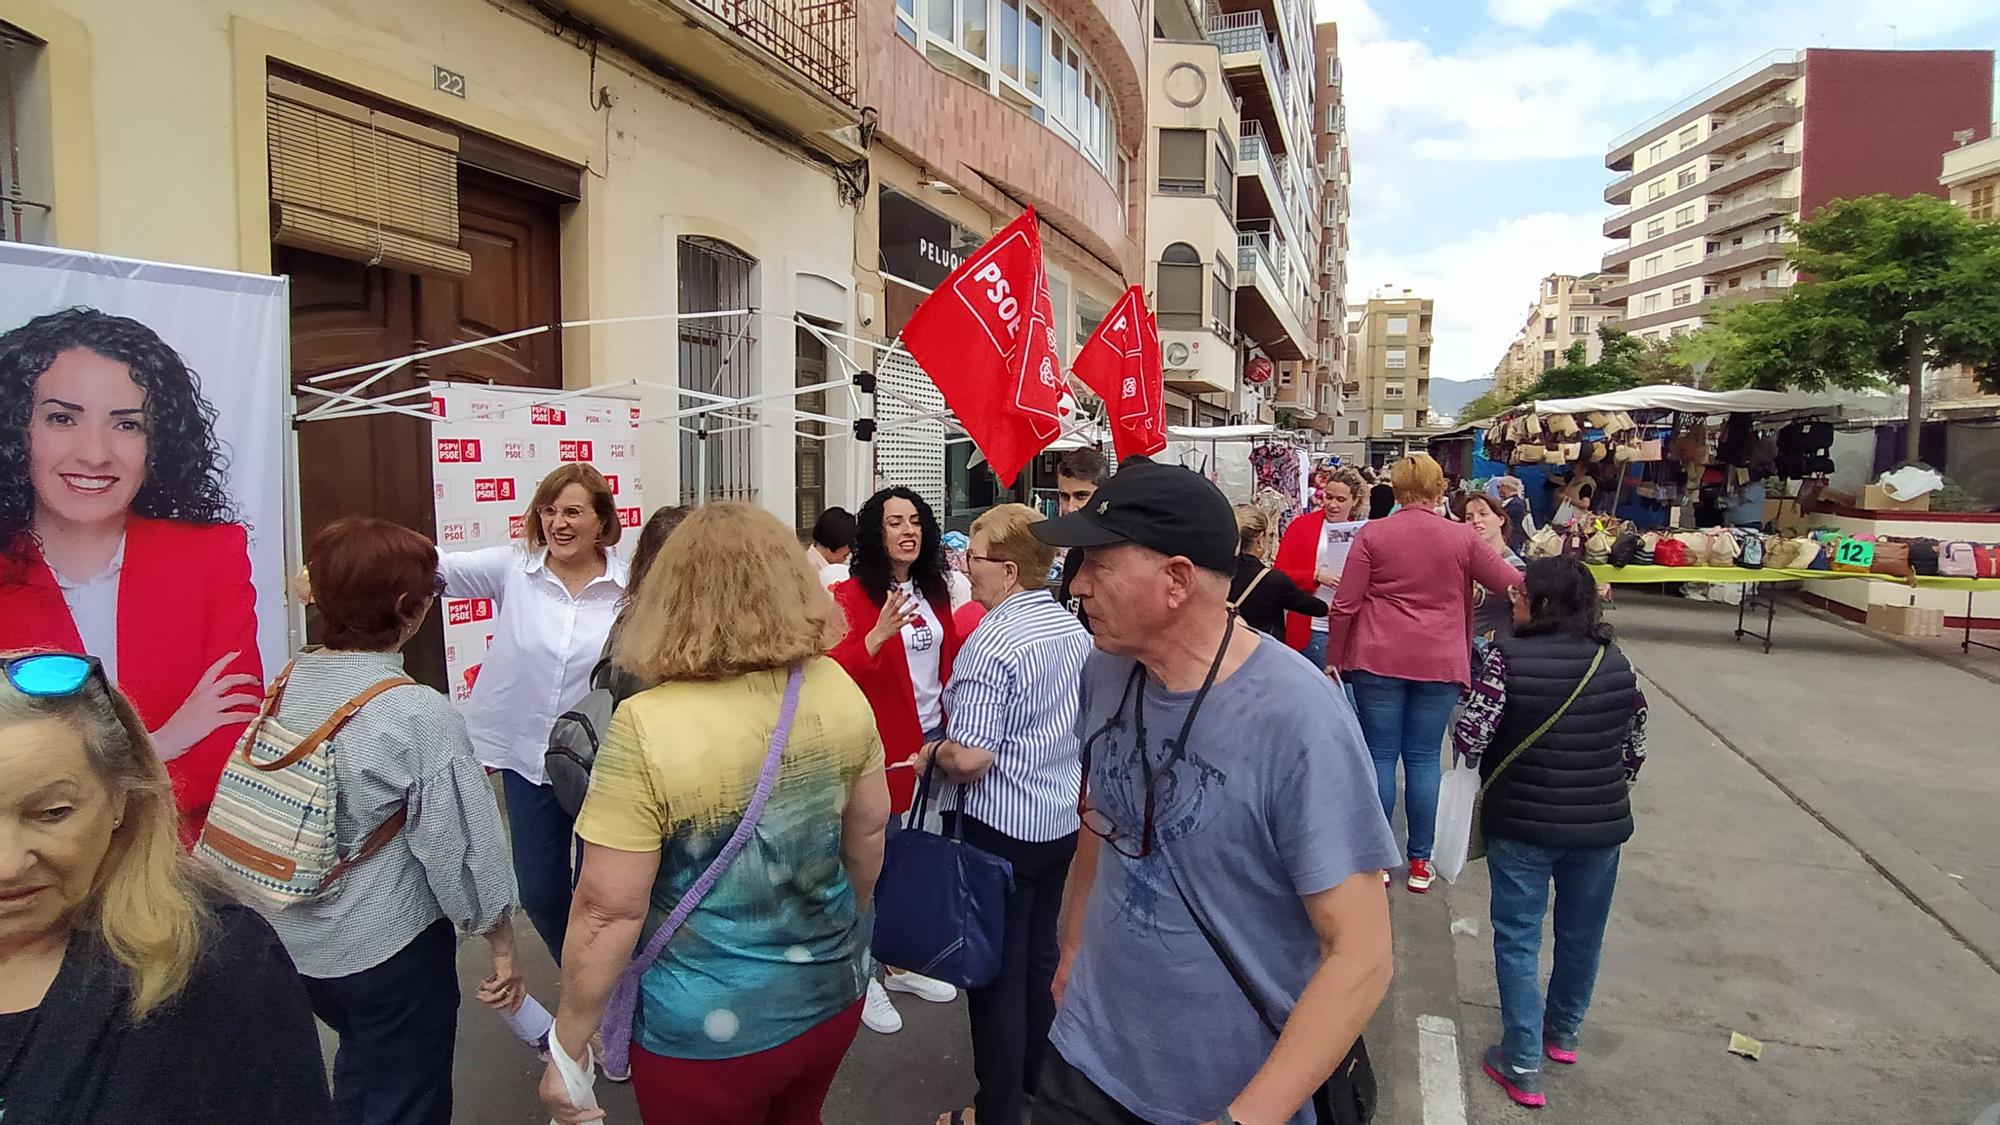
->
[0,309,264,847]
[1274,466,1367,662]
[829,485,964,1033]
[1327,455,1521,895]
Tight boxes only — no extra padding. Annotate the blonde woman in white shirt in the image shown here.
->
[438,463,627,964]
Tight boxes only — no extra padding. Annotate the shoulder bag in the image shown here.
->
[597,665,805,1076]
[1160,852,1377,1125]
[1230,567,1274,612]
[870,755,1015,991]
[196,660,416,910]
[1466,646,1604,863]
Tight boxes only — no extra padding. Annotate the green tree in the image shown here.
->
[1703,193,2000,460]
[1459,388,1509,422]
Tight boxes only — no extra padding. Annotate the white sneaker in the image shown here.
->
[884,970,957,1003]
[863,977,903,1034]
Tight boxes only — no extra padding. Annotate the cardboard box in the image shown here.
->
[1860,484,1930,513]
[1866,603,1944,637]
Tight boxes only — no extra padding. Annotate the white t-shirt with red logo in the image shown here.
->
[897,579,945,732]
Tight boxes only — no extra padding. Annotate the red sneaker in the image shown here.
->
[1406,858,1435,893]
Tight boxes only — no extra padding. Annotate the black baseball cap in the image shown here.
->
[1032,458,1238,574]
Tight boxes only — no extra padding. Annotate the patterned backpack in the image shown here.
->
[196,661,415,910]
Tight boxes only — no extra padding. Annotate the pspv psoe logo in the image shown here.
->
[531,404,568,425]
[472,478,517,503]
[503,440,538,462]
[559,439,594,462]
[508,514,527,539]
[436,438,481,463]
[603,474,620,495]
[446,598,495,626]
[619,506,643,529]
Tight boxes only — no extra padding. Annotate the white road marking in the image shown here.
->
[1417,1013,1470,1125]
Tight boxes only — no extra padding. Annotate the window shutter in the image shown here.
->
[266,77,472,278]
[876,350,948,515]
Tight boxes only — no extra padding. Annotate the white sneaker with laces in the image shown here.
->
[884,971,957,1003]
[863,977,904,1034]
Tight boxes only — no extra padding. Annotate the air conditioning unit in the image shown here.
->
[1164,341,1193,367]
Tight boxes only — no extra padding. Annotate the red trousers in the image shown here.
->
[630,1000,864,1125]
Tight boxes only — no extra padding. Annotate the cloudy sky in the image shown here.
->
[1313,0,2000,385]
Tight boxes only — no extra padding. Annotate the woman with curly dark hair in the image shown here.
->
[828,485,964,1034]
[0,307,264,846]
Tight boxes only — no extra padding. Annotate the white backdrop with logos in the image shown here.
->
[428,381,647,705]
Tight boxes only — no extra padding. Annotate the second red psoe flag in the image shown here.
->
[1071,285,1167,460]
[898,208,1065,485]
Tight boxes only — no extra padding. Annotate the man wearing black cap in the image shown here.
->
[1028,459,1399,1125]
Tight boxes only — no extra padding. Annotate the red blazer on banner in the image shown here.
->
[0,517,265,846]
[899,208,1065,485]
[1071,285,1168,460]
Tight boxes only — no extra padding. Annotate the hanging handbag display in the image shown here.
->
[871,756,1016,991]
[1161,853,1378,1125]
[597,666,804,1076]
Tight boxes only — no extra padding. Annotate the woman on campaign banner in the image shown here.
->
[0,308,264,846]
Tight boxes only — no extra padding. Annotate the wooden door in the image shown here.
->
[284,172,563,689]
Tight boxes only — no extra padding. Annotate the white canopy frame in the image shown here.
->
[288,309,1113,504]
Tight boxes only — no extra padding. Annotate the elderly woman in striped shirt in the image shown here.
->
[913,503,1094,1125]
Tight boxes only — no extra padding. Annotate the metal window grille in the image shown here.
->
[678,236,760,505]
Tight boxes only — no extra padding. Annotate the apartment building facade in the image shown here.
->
[1934,133,2000,403]
[1287,18,1350,435]
[1335,291,1432,466]
[864,0,1145,516]
[1491,272,1620,398]
[1146,0,1322,431]
[1,0,884,555]
[1599,48,1993,341]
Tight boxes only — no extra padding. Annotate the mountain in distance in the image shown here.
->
[1427,377,1492,421]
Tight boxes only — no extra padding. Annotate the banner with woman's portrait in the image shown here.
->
[0,243,287,842]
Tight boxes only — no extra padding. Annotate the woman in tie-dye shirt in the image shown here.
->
[540,503,891,1125]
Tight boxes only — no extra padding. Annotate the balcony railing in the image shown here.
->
[1207,11,1293,120]
[1609,50,1796,153]
[689,0,856,103]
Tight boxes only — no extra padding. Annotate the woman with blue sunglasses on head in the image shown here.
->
[0,650,331,1124]
[0,308,266,848]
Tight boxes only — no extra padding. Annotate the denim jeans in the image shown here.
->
[1347,670,1459,861]
[1486,836,1622,1073]
[1302,631,1329,670]
[501,769,578,963]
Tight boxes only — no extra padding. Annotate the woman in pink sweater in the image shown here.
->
[1327,455,1522,893]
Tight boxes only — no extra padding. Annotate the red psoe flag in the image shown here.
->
[899,208,1065,485]
[1071,285,1168,460]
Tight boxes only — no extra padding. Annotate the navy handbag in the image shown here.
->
[869,758,1014,989]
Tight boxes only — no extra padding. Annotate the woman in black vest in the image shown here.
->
[1451,558,1648,1111]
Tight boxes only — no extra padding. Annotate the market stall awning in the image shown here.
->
[1525,384,1861,416]
[1165,423,1276,441]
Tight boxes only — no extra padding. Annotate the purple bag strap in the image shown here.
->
[598,665,804,1074]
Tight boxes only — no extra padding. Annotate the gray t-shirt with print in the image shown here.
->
[1048,631,1400,1125]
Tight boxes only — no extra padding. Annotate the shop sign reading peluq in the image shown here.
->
[429,383,647,706]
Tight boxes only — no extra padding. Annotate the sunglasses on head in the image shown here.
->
[4,653,110,698]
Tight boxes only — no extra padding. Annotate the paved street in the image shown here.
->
[399,592,2000,1124]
